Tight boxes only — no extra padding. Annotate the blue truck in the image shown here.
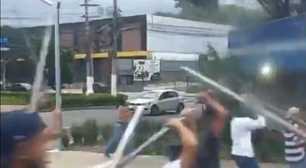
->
[225,13,306,105]
[228,13,306,73]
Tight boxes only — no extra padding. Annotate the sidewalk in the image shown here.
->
[1,105,25,112]
[47,151,285,168]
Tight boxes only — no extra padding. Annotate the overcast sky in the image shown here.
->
[1,0,260,27]
[1,0,177,27]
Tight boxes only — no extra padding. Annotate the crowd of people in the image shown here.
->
[1,91,306,168]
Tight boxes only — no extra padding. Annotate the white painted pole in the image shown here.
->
[54,1,63,151]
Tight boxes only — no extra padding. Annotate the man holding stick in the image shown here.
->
[178,90,227,168]
[283,107,306,168]
[162,108,199,168]
[1,94,61,168]
[103,106,134,158]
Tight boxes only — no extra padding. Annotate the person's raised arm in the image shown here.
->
[39,107,62,142]
[244,116,266,131]
[165,117,198,168]
[207,96,228,136]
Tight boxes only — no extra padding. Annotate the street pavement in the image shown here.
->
[47,151,285,168]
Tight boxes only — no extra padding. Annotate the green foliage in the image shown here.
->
[175,0,305,20]
[71,126,83,145]
[198,44,224,82]
[82,119,99,146]
[0,26,31,58]
[0,92,128,110]
[174,0,218,11]
[35,37,74,84]
[155,4,269,27]
[1,26,73,84]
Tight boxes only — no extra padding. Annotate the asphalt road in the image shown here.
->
[40,108,179,128]
[39,94,196,128]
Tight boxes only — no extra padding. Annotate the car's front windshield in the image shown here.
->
[139,91,159,99]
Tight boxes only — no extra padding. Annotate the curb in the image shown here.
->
[1,105,116,113]
[40,106,117,112]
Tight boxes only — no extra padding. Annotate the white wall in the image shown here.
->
[146,15,233,60]
[149,52,199,61]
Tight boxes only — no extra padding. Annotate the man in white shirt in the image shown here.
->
[230,107,266,168]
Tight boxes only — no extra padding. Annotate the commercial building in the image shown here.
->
[69,14,232,84]
[1,14,232,86]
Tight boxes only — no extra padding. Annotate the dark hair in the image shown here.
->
[232,103,258,119]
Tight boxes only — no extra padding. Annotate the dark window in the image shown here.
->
[168,91,178,98]
[159,92,169,100]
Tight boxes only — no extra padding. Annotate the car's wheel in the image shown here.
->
[176,103,184,114]
[150,105,159,116]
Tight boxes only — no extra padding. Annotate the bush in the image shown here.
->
[0,92,128,110]
[61,132,70,148]
[82,119,98,146]
[71,125,83,146]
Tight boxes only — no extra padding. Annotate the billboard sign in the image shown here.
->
[133,60,160,81]
[0,37,10,51]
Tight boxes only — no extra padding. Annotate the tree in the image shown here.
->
[1,26,42,63]
[1,26,73,86]
[198,44,223,81]
[174,0,218,11]
[175,0,305,20]
[155,5,268,27]
[40,38,74,86]
[1,26,29,58]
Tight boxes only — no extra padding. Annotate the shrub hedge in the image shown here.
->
[0,92,127,110]
[68,119,285,163]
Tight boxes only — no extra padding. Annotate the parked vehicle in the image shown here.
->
[7,83,32,92]
[126,89,185,115]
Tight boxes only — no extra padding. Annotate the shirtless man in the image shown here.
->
[191,91,228,168]
[162,107,199,168]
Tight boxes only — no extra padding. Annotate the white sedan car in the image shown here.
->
[126,89,185,115]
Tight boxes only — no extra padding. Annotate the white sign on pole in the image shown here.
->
[0,47,10,51]
[133,60,160,81]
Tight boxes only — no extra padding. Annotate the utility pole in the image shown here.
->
[80,0,99,95]
[111,0,118,96]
